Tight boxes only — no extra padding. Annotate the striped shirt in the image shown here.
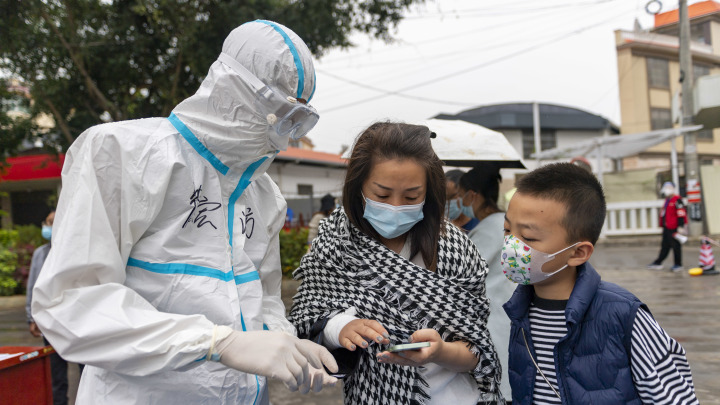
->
[528,297,698,405]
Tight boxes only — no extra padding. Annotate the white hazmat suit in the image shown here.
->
[32,20,335,404]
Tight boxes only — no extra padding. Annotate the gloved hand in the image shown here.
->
[213,327,338,391]
[299,364,338,394]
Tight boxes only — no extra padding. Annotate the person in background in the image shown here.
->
[503,163,697,404]
[26,210,83,405]
[458,162,516,401]
[290,122,503,404]
[445,169,479,233]
[31,20,337,404]
[307,194,336,247]
[647,181,687,272]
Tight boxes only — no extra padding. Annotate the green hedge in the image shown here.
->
[0,229,20,296]
[0,225,43,296]
[0,223,306,295]
[279,227,309,278]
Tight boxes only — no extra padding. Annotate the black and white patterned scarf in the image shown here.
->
[289,209,503,404]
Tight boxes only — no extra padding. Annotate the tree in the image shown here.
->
[0,0,422,155]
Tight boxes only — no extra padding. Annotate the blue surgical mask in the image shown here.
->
[363,195,425,239]
[41,225,52,240]
[462,204,475,219]
[461,192,476,218]
[445,198,462,220]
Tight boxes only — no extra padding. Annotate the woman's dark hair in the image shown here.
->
[444,169,465,186]
[458,162,502,212]
[342,122,446,270]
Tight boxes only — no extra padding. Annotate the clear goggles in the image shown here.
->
[217,52,318,140]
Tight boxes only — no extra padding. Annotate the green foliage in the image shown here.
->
[0,226,44,295]
[0,229,18,249]
[0,230,19,296]
[0,0,423,156]
[12,224,44,291]
[14,224,44,248]
[279,227,309,277]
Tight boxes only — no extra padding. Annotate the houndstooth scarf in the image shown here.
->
[289,209,503,404]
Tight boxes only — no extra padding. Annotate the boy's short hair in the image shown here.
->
[516,162,606,245]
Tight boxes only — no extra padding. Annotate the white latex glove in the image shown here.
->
[213,326,338,391]
[299,364,339,394]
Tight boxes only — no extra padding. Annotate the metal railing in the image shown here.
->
[602,200,664,236]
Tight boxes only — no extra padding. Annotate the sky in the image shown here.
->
[305,0,691,154]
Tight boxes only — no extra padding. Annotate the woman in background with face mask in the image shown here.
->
[289,122,503,404]
[458,163,517,401]
[444,170,479,233]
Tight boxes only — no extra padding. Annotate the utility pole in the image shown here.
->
[679,0,703,237]
[533,102,541,168]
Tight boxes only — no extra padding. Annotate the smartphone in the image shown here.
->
[387,342,431,352]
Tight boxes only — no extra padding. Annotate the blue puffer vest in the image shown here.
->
[503,262,647,404]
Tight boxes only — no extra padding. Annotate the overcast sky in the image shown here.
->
[305,0,693,154]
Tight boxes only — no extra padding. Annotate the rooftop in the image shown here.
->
[435,102,619,133]
[276,147,346,168]
[654,0,720,28]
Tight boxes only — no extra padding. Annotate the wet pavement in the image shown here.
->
[1,241,718,404]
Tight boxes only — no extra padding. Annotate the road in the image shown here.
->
[1,241,718,404]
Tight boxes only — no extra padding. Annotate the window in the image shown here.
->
[297,184,313,195]
[522,130,556,159]
[697,129,714,142]
[691,22,711,45]
[647,57,669,89]
[693,64,710,85]
[650,108,672,130]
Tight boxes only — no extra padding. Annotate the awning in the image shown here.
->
[0,154,65,182]
[531,125,704,160]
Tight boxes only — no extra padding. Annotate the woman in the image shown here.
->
[289,122,502,404]
[459,163,517,402]
[445,169,479,233]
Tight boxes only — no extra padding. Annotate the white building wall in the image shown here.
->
[266,161,346,221]
[267,162,345,199]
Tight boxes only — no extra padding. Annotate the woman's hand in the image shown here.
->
[338,319,390,351]
[375,329,444,367]
[29,322,42,338]
[376,329,479,372]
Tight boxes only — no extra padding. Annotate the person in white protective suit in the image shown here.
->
[31,20,339,404]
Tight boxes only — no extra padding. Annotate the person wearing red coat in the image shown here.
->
[648,182,687,271]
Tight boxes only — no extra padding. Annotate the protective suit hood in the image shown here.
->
[171,20,316,179]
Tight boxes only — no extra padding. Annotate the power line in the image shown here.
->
[318,3,585,66]
[318,2,621,99]
[316,68,477,107]
[402,0,620,19]
[321,6,635,114]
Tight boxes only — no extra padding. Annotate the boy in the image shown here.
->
[502,163,697,404]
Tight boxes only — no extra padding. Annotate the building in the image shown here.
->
[269,147,346,225]
[614,0,720,173]
[436,102,619,171]
[0,146,346,229]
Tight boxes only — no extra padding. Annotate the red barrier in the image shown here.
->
[0,346,55,405]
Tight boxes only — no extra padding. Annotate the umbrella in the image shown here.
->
[424,119,526,168]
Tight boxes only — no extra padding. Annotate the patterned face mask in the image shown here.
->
[500,234,579,285]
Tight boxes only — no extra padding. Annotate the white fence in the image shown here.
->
[602,200,664,237]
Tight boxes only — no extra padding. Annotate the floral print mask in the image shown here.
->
[501,234,579,285]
